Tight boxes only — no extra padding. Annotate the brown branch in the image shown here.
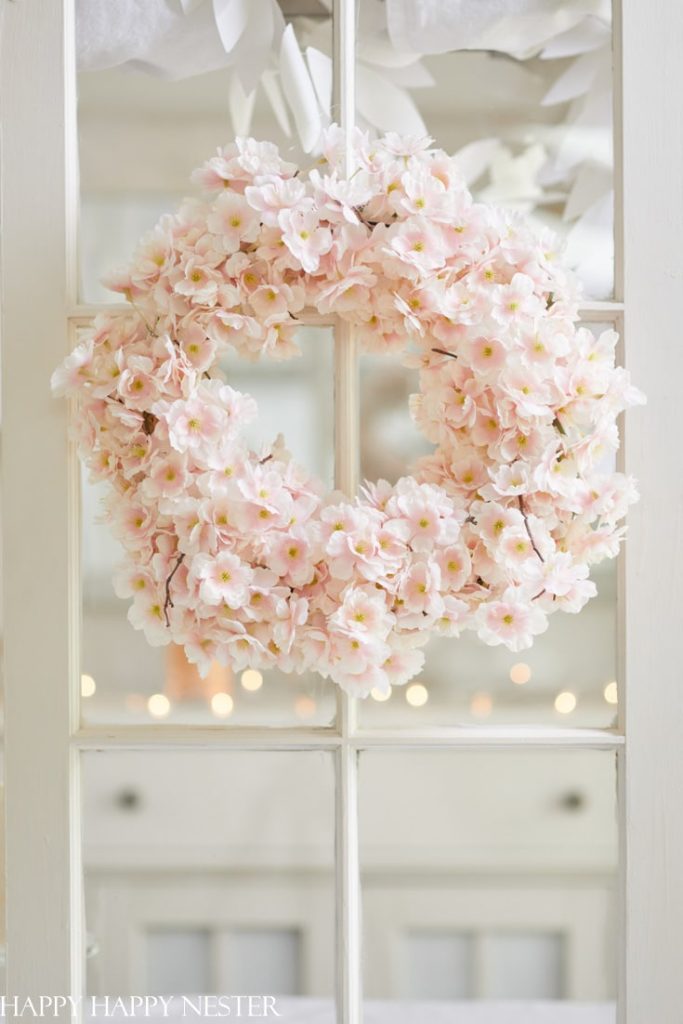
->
[259,453,274,465]
[163,553,186,627]
[518,496,545,563]
[552,415,567,436]
[142,411,158,436]
[431,347,458,360]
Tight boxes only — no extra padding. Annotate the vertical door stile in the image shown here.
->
[332,1,362,1022]
[621,2,683,1021]
[0,0,84,1012]
[612,3,627,1019]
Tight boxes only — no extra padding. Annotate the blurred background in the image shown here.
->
[73,0,619,1011]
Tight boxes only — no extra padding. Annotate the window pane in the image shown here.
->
[404,932,474,999]
[360,749,617,1016]
[484,932,563,999]
[358,0,615,299]
[79,327,336,727]
[77,67,302,304]
[83,750,335,1014]
[358,323,619,728]
[221,929,301,996]
[147,929,211,995]
[79,5,615,302]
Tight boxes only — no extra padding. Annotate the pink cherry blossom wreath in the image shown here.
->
[53,128,644,698]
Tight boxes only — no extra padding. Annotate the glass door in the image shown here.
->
[1,2,681,1022]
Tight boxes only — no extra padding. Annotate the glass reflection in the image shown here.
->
[357,0,615,298]
[360,749,617,1014]
[83,750,335,1008]
[81,328,335,726]
[79,5,614,302]
[358,328,619,728]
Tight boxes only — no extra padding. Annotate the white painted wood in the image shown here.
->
[70,303,622,328]
[69,305,337,328]
[351,727,624,751]
[71,724,624,751]
[0,0,84,1010]
[332,2,362,1021]
[578,301,624,320]
[620,1,683,1020]
[74,725,342,751]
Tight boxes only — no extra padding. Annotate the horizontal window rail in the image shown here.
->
[68,300,624,327]
[72,723,625,752]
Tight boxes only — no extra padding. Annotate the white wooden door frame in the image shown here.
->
[1,0,682,1020]
[619,2,683,1019]
[0,0,85,1006]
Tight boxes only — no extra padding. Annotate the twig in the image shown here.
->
[163,553,186,627]
[127,295,158,337]
[552,415,567,436]
[142,411,158,436]
[431,347,458,360]
[518,496,545,563]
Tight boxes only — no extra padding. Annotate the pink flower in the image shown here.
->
[324,506,386,581]
[501,362,560,419]
[128,590,171,645]
[467,336,506,375]
[389,218,447,272]
[113,565,155,600]
[117,355,160,410]
[192,551,253,608]
[381,644,426,688]
[179,324,217,373]
[499,531,536,566]
[309,168,373,224]
[519,552,596,606]
[232,462,294,532]
[278,206,333,273]
[331,587,394,638]
[316,266,378,316]
[485,462,533,498]
[144,452,189,499]
[172,257,222,305]
[434,595,470,636]
[207,191,260,252]
[474,503,523,545]
[396,166,452,220]
[436,544,471,591]
[476,589,548,651]
[328,629,392,696]
[266,530,317,587]
[249,282,304,320]
[492,273,543,325]
[50,337,94,395]
[245,177,306,226]
[163,397,227,457]
[112,501,155,550]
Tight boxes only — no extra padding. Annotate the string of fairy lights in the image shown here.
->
[80,663,619,721]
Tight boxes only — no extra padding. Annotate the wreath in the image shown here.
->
[53,128,644,697]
